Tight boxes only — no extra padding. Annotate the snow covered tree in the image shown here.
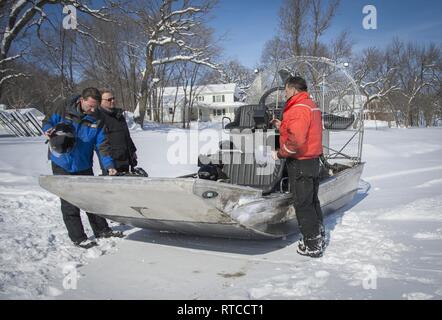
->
[220,60,254,90]
[353,40,442,127]
[201,59,253,92]
[132,0,221,125]
[353,47,401,123]
[391,40,441,127]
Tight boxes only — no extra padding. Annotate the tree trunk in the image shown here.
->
[182,96,187,129]
[387,101,400,128]
[135,48,155,125]
[0,83,4,102]
[407,103,413,128]
[153,88,159,122]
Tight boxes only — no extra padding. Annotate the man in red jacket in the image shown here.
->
[272,76,325,258]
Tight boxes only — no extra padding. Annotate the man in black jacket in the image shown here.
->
[96,89,138,175]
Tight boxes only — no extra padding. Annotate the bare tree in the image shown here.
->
[0,0,115,101]
[276,0,340,58]
[260,36,291,68]
[179,61,199,128]
[329,30,353,62]
[1,60,61,112]
[75,15,144,111]
[434,85,442,125]
[309,0,340,57]
[28,19,78,100]
[278,0,311,56]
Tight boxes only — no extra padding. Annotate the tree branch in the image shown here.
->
[0,72,28,86]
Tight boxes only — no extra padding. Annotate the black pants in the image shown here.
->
[52,162,110,243]
[287,158,324,240]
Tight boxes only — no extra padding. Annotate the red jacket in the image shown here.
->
[278,91,323,160]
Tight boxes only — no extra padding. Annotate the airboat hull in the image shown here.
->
[38,163,364,239]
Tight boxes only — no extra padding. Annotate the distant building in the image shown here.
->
[328,94,366,115]
[328,94,394,122]
[363,99,395,122]
[159,83,246,123]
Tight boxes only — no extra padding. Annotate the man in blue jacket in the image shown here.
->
[43,87,124,249]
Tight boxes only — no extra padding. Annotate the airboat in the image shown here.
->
[39,57,365,239]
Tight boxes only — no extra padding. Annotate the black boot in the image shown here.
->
[297,235,324,258]
[74,239,98,249]
[319,225,327,249]
[96,230,125,239]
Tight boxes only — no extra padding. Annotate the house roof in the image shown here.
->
[194,101,246,109]
[162,83,238,97]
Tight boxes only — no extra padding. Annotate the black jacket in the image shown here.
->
[95,106,137,170]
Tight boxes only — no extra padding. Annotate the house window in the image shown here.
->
[197,96,204,102]
[169,108,174,115]
[213,95,225,103]
[222,109,226,115]
[216,110,222,116]
[213,110,217,116]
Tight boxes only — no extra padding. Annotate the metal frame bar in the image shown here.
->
[0,112,24,136]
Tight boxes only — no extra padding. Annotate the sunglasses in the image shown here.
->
[105,97,115,102]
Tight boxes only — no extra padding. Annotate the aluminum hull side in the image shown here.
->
[38,163,364,239]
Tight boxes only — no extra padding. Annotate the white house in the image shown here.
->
[159,83,246,123]
[328,94,366,115]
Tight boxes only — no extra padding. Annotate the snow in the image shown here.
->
[0,125,442,300]
[413,231,442,240]
[402,292,434,300]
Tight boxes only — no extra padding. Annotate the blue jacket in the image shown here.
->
[42,96,114,173]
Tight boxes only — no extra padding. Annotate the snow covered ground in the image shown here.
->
[0,124,441,300]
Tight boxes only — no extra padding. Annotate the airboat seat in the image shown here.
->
[225,105,270,130]
[198,131,285,194]
[198,150,284,193]
[220,152,285,194]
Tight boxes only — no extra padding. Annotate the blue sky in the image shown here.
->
[208,0,442,68]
